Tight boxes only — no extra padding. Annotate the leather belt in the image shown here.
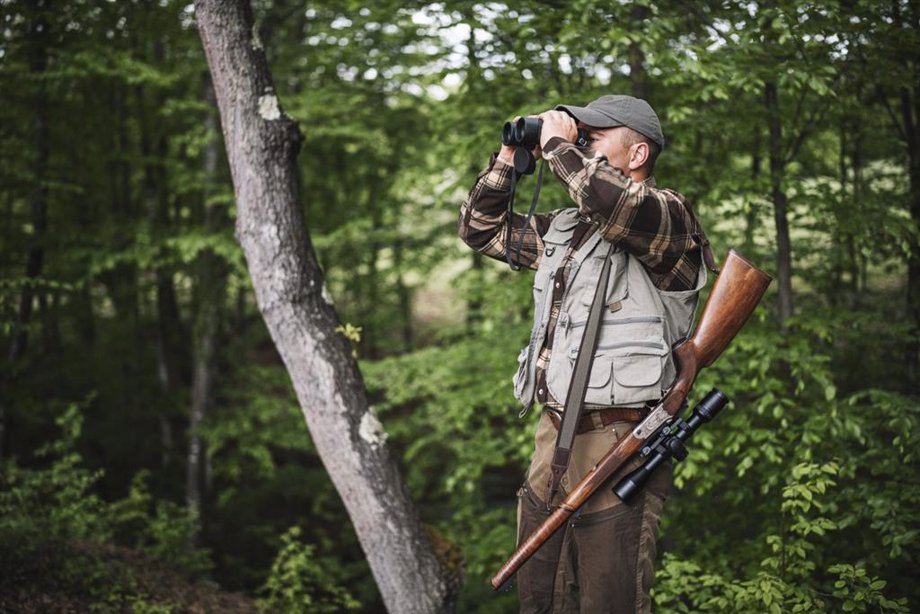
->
[547,407,646,434]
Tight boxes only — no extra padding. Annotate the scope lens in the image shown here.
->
[696,388,729,421]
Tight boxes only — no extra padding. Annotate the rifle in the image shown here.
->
[490,249,772,590]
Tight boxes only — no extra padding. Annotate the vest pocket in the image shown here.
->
[551,319,668,406]
[585,355,614,405]
[613,353,665,404]
[563,350,665,406]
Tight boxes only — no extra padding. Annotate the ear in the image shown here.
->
[627,142,649,171]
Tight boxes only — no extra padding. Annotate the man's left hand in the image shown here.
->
[539,110,577,150]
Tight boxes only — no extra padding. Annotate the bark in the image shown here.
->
[901,10,920,393]
[393,234,413,351]
[903,84,920,394]
[4,3,51,458]
[628,5,650,101]
[889,0,920,393]
[466,251,484,330]
[765,80,794,327]
[9,4,50,363]
[186,76,226,528]
[101,81,141,328]
[743,128,762,255]
[138,69,184,468]
[193,1,458,611]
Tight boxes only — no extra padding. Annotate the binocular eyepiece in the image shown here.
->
[501,116,592,151]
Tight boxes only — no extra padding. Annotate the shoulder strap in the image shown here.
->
[546,237,616,506]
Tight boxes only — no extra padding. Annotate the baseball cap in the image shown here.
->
[555,95,666,149]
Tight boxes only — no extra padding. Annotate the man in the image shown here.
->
[458,95,711,613]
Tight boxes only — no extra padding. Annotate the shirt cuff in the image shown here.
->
[482,153,515,191]
[541,136,570,160]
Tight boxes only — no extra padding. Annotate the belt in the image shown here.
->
[546,407,646,434]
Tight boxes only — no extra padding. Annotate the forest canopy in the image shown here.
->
[1,0,918,612]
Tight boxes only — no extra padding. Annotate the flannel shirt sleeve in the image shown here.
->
[542,137,703,291]
[458,153,555,271]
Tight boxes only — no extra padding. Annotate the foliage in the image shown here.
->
[108,471,213,578]
[0,402,217,611]
[258,526,360,613]
[655,461,910,613]
[1,0,919,611]
[0,402,111,549]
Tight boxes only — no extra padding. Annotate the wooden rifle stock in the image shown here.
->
[490,249,772,591]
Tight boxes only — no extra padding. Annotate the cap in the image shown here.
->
[555,95,665,149]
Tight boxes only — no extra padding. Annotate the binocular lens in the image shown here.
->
[501,115,591,150]
[501,117,542,149]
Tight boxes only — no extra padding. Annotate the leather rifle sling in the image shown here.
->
[546,238,616,506]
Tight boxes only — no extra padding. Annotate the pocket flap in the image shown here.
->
[589,356,613,388]
[566,349,614,388]
[613,354,663,387]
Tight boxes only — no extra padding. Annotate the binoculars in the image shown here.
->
[502,117,591,151]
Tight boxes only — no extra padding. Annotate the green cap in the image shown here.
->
[556,95,665,149]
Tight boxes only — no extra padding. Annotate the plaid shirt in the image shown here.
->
[458,138,706,407]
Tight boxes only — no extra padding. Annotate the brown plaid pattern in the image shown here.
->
[542,137,704,291]
[459,153,554,271]
[459,144,704,290]
[458,143,706,407]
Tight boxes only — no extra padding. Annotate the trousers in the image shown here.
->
[516,411,671,614]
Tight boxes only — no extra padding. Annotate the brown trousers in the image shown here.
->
[516,412,671,614]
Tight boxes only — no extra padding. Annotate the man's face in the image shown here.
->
[580,124,634,175]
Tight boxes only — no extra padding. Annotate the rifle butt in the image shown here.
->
[690,250,772,368]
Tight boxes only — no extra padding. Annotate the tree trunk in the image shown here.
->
[393,234,413,351]
[9,4,50,364]
[4,2,51,458]
[765,80,794,327]
[628,5,650,100]
[743,128,762,255]
[138,70,184,468]
[193,1,458,611]
[902,83,920,394]
[186,76,226,530]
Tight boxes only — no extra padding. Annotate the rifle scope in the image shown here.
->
[613,388,729,502]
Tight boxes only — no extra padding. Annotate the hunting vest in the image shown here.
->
[512,208,707,410]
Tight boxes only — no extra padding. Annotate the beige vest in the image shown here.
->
[513,209,707,410]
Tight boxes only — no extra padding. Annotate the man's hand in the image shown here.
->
[538,110,577,150]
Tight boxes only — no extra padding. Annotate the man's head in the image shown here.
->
[555,95,664,178]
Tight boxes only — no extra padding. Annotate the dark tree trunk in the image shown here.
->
[186,76,226,530]
[892,0,920,394]
[765,80,794,327]
[9,4,50,364]
[4,2,51,458]
[138,70,184,468]
[628,5,650,100]
[903,85,920,394]
[393,235,413,351]
[193,1,458,611]
[743,128,762,255]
